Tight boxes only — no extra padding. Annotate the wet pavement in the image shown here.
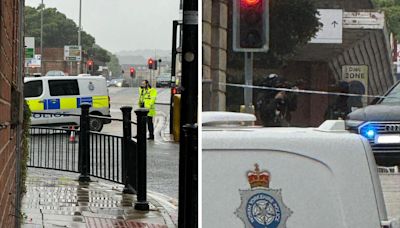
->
[21,168,176,228]
[379,168,400,220]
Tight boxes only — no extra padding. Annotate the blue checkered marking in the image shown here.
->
[77,97,93,108]
[46,99,60,110]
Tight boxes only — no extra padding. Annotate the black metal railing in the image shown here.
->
[29,126,79,172]
[28,103,150,210]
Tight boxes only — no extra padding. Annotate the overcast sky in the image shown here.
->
[26,0,181,53]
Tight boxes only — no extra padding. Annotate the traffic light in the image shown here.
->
[87,60,93,72]
[129,67,135,78]
[154,60,158,70]
[148,58,154,69]
[171,86,178,95]
[233,0,269,52]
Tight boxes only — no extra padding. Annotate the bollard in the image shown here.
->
[79,103,91,182]
[121,106,137,194]
[178,124,198,228]
[134,108,149,211]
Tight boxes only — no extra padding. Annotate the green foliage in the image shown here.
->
[88,45,111,64]
[228,0,321,68]
[269,0,321,59]
[24,6,111,67]
[24,6,95,49]
[373,0,400,38]
[107,54,122,78]
[20,102,31,195]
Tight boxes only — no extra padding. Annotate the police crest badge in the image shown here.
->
[235,164,292,228]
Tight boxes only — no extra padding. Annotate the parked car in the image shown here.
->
[346,80,400,166]
[156,76,171,87]
[108,78,129,87]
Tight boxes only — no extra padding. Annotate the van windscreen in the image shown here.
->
[24,80,43,98]
[49,80,79,96]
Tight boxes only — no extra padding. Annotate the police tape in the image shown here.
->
[220,82,393,99]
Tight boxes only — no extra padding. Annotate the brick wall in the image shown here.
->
[0,0,22,227]
[28,48,80,75]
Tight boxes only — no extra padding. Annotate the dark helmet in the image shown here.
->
[262,74,286,88]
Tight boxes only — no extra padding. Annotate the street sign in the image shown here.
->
[25,37,35,59]
[343,12,384,29]
[64,45,82,61]
[310,9,343,44]
[25,54,41,68]
[342,65,369,106]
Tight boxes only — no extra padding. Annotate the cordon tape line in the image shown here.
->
[221,82,398,100]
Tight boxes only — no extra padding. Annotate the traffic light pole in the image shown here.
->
[244,52,253,113]
[178,0,198,227]
[170,20,179,134]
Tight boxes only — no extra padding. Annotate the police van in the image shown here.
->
[202,112,399,228]
[24,76,111,131]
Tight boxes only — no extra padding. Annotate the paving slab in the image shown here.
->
[22,168,175,228]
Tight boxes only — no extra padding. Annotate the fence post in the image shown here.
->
[79,103,91,182]
[178,124,198,228]
[121,106,136,194]
[134,108,149,211]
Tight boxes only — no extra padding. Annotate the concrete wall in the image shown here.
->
[0,0,23,226]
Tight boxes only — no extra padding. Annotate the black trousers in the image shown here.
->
[147,116,154,137]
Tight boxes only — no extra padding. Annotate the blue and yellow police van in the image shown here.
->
[24,75,111,131]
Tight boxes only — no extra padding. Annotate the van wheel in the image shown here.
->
[90,117,103,132]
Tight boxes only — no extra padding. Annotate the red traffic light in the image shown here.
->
[130,67,135,73]
[241,0,260,6]
[148,58,154,64]
[171,87,177,95]
[87,60,93,66]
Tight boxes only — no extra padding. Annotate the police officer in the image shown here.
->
[138,80,157,140]
[258,74,298,127]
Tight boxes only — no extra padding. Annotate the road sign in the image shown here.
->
[64,45,82,61]
[25,54,41,68]
[342,65,369,106]
[343,12,384,29]
[310,9,343,44]
[25,37,35,59]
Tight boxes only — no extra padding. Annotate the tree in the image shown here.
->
[24,6,111,68]
[373,0,400,38]
[24,6,96,49]
[228,0,321,68]
[106,54,122,78]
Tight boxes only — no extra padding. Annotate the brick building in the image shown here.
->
[0,0,24,227]
[27,48,80,76]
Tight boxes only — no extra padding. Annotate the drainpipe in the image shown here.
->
[15,0,25,227]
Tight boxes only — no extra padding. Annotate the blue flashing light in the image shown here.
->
[360,125,377,139]
[366,129,375,138]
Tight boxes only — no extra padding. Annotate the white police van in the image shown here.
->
[24,76,111,131]
[202,112,400,228]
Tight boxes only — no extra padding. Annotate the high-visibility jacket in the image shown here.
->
[138,87,157,117]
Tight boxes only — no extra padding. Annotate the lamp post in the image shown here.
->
[40,0,44,75]
[77,0,82,75]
